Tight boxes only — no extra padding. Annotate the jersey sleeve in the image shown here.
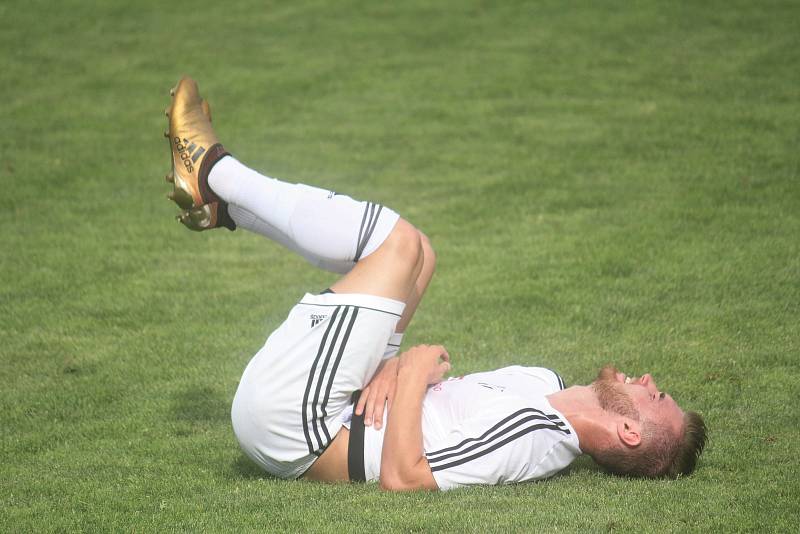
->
[424,396,578,490]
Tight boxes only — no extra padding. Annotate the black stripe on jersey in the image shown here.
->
[426,412,567,466]
[310,306,352,450]
[425,408,567,462]
[548,368,565,390]
[426,408,569,466]
[319,307,360,442]
[301,306,343,455]
[428,422,569,473]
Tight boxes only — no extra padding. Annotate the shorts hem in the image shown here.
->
[298,292,405,317]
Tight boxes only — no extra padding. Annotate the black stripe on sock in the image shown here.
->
[355,202,372,261]
[354,203,377,261]
[301,306,342,454]
[356,205,383,261]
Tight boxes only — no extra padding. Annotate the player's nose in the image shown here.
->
[640,373,658,392]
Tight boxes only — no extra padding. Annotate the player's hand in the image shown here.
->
[356,357,398,430]
[399,344,450,385]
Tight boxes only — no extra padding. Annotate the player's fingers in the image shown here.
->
[364,387,380,426]
[373,398,385,430]
[355,386,370,416]
[433,345,450,362]
[372,380,394,429]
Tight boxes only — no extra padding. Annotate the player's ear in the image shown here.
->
[616,419,641,448]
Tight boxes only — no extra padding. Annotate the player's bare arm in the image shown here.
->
[380,345,450,491]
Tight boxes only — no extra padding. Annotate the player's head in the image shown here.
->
[589,365,707,479]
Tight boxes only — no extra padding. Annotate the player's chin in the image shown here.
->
[595,365,620,383]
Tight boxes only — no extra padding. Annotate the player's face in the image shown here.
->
[592,366,640,420]
[601,366,685,437]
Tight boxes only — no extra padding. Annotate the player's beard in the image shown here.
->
[592,365,640,420]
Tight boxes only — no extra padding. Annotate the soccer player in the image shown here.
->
[163,77,707,491]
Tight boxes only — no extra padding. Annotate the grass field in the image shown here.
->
[2,0,799,531]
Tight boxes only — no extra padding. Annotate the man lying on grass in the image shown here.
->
[163,77,707,491]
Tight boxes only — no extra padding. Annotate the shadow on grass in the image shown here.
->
[169,385,282,481]
[228,452,607,486]
[565,455,605,476]
[231,454,277,480]
[170,384,230,437]
[171,385,229,423]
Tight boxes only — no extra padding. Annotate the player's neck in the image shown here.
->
[547,386,618,456]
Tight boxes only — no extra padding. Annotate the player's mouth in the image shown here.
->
[615,372,634,384]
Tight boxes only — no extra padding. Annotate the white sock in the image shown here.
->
[209,157,399,273]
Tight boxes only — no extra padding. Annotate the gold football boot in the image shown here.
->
[164,77,235,231]
[175,201,235,231]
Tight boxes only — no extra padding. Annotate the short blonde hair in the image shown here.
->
[594,411,707,478]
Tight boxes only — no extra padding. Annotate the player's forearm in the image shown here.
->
[380,365,435,490]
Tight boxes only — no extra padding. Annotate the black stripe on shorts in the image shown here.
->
[301,305,362,455]
[302,306,344,455]
[310,306,353,451]
[318,307,360,442]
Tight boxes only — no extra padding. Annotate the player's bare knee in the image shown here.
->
[418,231,436,274]
[384,219,423,275]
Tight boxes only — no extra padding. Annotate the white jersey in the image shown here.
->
[353,366,581,490]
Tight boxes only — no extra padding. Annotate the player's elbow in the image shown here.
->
[378,473,406,492]
[379,462,438,492]
[379,472,421,492]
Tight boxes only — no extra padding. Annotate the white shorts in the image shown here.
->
[231,291,404,479]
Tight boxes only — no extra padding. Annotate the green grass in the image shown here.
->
[2,0,799,531]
